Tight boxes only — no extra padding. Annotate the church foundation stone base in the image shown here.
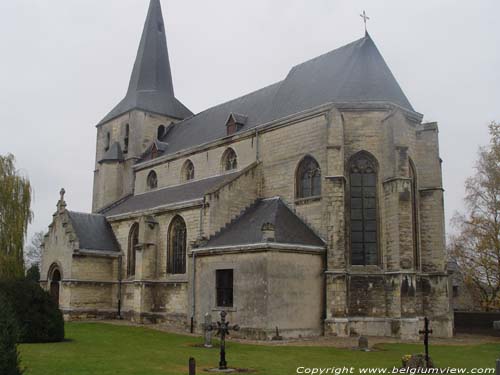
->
[325,317,453,339]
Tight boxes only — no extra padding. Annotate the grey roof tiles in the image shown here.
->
[102,172,239,217]
[204,197,325,248]
[67,211,120,252]
[99,142,124,163]
[157,33,415,156]
[98,0,192,125]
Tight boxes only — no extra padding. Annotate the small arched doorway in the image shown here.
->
[49,268,61,307]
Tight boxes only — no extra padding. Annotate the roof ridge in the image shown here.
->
[162,81,283,140]
[287,34,367,72]
[67,210,105,217]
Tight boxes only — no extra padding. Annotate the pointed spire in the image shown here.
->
[98,0,192,125]
[127,0,173,96]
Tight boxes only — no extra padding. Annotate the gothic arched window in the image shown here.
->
[349,152,378,266]
[127,223,139,277]
[168,216,187,274]
[182,160,195,182]
[222,148,237,171]
[296,156,321,198]
[147,170,158,190]
[409,159,419,269]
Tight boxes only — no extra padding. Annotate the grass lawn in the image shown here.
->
[19,323,498,375]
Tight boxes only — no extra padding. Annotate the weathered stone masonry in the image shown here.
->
[40,0,452,339]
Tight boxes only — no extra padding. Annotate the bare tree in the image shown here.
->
[0,154,33,280]
[24,231,44,268]
[449,122,500,311]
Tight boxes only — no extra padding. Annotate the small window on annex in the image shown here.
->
[216,269,233,307]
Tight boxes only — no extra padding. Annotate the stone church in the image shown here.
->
[40,0,453,339]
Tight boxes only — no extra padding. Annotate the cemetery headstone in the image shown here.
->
[204,313,213,348]
[358,336,369,351]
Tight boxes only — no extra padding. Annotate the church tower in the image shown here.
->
[92,0,191,212]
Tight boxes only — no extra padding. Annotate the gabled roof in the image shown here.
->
[204,197,325,248]
[156,33,418,156]
[99,142,124,163]
[269,33,414,119]
[67,211,120,252]
[98,0,192,125]
[102,172,240,217]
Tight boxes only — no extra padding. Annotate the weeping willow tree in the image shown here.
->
[0,154,33,280]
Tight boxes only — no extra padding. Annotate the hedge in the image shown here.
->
[0,280,64,343]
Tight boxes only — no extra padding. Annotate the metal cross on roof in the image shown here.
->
[360,10,370,34]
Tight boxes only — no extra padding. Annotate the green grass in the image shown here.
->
[19,323,498,375]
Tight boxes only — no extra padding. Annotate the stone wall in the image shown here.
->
[204,163,262,238]
[134,137,257,194]
[193,247,324,339]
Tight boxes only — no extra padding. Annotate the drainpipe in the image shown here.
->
[191,200,205,333]
[322,249,327,336]
[117,255,123,319]
[191,250,196,333]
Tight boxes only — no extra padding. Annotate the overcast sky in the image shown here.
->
[1,0,499,242]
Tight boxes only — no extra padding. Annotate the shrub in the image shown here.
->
[0,280,64,343]
[25,264,40,283]
[0,295,23,375]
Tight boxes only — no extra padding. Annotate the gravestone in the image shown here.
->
[358,336,369,351]
[204,313,213,348]
[493,321,500,331]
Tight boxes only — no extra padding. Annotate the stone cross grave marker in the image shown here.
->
[203,313,213,348]
[206,311,240,370]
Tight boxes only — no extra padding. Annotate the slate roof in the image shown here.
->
[204,197,325,248]
[98,0,192,125]
[99,142,124,163]
[103,172,239,217]
[157,33,416,156]
[67,211,119,252]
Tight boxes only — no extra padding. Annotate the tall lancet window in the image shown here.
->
[105,132,110,152]
[124,124,129,153]
[409,159,419,269]
[127,223,139,277]
[349,152,378,266]
[168,216,187,274]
